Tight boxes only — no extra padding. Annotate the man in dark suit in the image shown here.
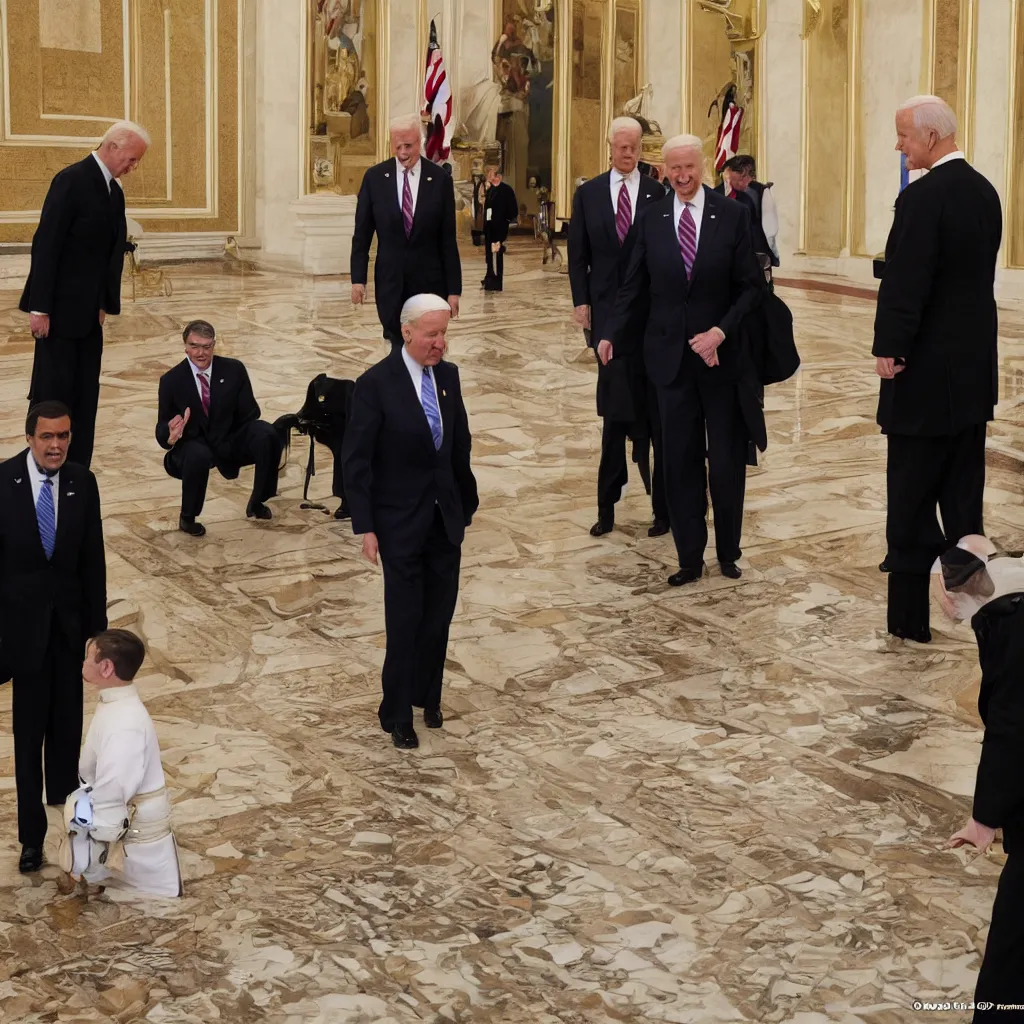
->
[714,155,780,268]
[873,95,1002,643]
[569,116,669,539]
[350,114,462,346]
[601,134,764,586]
[0,401,107,873]
[482,164,518,292]
[342,294,478,750]
[155,320,282,537]
[20,121,150,469]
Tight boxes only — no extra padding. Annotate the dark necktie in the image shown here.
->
[402,170,414,238]
[197,371,211,416]
[615,180,632,245]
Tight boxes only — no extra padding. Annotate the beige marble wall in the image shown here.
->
[643,0,682,134]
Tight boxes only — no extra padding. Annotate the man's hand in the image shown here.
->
[29,313,50,338]
[448,295,460,319]
[689,327,725,368]
[875,356,906,379]
[949,817,997,854]
[574,304,592,329]
[98,309,106,327]
[351,284,366,306]
[167,407,191,446]
[597,340,614,365]
[490,242,502,254]
[361,532,379,566]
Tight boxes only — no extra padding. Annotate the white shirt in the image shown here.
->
[401,345,444,437]
[188,357,212,404]
[609,167,641,224]
[930,150,966,170]
[26,455,59,529]
[395,157,422,217]
[92,151,114,193]
[673,186,707,247]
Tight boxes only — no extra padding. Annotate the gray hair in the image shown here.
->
[898,95,958,139]
[101,120,151,149]
[661,133,703,160]
[400,293,451,325]
[389,113,426,144]
[608,117,643,144]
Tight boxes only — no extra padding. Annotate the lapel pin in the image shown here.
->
[427,177,433,182]
[14,478,22,484]
[219,379,224,384]
[710,214,716,219]
[67,491,75,497]
[663,213,670,218]
[442,389,447,397]
[385,172,390,178]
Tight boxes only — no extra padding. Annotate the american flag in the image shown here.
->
[423,20,452,162]
[714,100,744,173]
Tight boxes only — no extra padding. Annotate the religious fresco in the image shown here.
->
[308,0,380,195]
[492,0,556,204]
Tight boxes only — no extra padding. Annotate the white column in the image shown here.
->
[459,0,493,95]
[440,0,461,129]
[390,0,424,120]
[644,0,682,135]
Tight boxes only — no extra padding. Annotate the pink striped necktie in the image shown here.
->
[197,371,210,415]
[615,179,632,244]
[678,203,697,279]
[402,169,414,238]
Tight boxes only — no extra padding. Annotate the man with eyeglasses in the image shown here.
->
[0,400,108,874]
[155,320,282,537]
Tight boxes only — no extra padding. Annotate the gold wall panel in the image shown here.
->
[0,0,240,241]
[925,0,976,157]
[1009,0,1024,266]
[570,0,606,187]
[800,0,851,255]
[612,1,641,116]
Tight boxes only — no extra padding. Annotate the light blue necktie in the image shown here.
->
[421,367,443,451]
[37,477,56,559]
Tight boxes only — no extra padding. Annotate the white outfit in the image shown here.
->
[76,684,181,897]
[760,187,780,260]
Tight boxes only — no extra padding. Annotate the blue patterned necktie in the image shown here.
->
[37,476,56,559]
[421,368,443,451]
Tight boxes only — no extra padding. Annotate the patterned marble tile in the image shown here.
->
[0,244,1020,1022]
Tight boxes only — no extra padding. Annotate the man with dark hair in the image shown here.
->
[90,629,146,682]
[0,401,107,873]
[716,154,779,267]
[481,165,518,292]
[155,320,282,537]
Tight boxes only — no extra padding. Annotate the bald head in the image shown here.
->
[894,95,959,171]
[662,134,705,202]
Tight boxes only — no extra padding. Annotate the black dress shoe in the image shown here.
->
[590,510,614,537]
[423,708,444,729]
[720,561,742,579]
[19,846,43,874]
[889,626,932,644]
[246,501,272,521]
[668,564,704,587]
[178,516,206,537]
[334,503,351,521]
[637,459,652,495]
[879,558,890,572]
[391,723,419,749]
[648,519,670,538]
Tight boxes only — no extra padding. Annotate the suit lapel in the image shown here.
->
[410,162,435,242]
[389,348,434,449]
[659,198,688,283]
[597,172,619,248]
[434,362,454,449]
[12,452,46,562]
[690,187,720,286]
[53,463,78,558]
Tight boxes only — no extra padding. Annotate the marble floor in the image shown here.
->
[1,242,1023,1024]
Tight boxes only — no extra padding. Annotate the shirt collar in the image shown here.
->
[25,452,59,484]
[931,151,966,170]
[99,683,139,703]
[612,167,640,187]
[401,344,427,377]
[396,157,421,178]
[685,185,707,212]
[91,151,114,191]
[187,357,211,379]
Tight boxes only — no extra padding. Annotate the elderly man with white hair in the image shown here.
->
[351,114,462,348]
[568,116,669,539]
[341,294,478,749]
[20,120,150,469]
[872,94,1002,644]
[600,132,763,587]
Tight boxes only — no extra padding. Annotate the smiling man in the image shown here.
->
[600,133,764,587]
[342,294,478,749]
[0,401,108,875]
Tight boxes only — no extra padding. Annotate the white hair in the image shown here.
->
[662,133,704,160]
[898,95,958,139]
[389,113,426,144]
[608,117,643,144]
[400,293,451,325]
[101,120,151,149]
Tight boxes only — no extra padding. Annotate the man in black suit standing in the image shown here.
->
[155,320,282,537]
[0,401,107,873]
[601,134,763,586]
[20,121,150,469]
[873,95,1002,643]
[342,294,478,750]
[350,114,462,346]
[569,116,669,539]
[482,164,518,292]
[714,155,780,268]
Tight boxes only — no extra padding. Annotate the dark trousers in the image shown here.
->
[166,420,281,518]
[484,237,505,290]
[378,509,461,731]
[12,620,82,847]
[29,324,103,469]
[658,371,748,568]
[974,854,1024,1020]
[885,425,986,634]
[597,410,668,523]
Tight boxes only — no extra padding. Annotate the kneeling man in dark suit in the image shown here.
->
[342,294,479,749]
[155,320,282,537]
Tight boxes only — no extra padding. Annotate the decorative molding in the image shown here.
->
[134,232,233,262]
